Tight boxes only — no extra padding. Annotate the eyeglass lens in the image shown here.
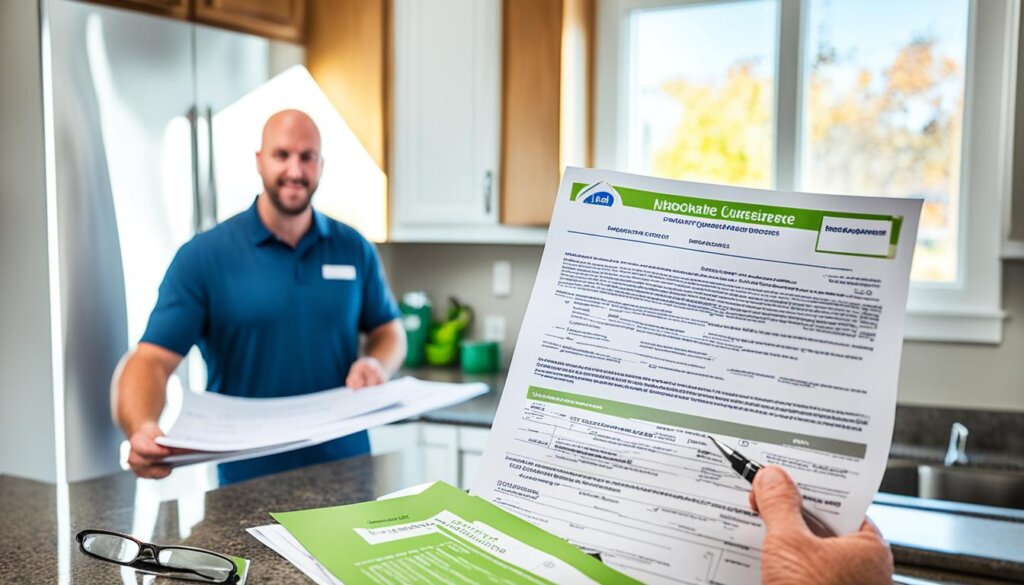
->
[159,548,235,581]
[81,533,141,563]
[81,533,235,582]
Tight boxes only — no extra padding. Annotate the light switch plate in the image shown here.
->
[484,315,507,342]
[492,260,512,297]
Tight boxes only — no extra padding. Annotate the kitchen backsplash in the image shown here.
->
[379,243,544,370]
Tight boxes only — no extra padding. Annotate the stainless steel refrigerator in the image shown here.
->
[49,0,290,481]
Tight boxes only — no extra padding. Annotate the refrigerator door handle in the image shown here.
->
[204,106,219,227]
[188,105,203,234]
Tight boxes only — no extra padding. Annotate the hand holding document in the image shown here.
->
[471,168,921,584]
[155,377,486,466]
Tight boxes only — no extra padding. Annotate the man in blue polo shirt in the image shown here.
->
[114,109,406,484]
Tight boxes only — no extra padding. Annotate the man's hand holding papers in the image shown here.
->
[753,466,893,585]
[125,421,180,479]
[154,377,486,467]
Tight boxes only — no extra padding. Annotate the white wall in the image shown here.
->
[896,261,1024,410]
[269,39,306,76]
[0,0,58,482]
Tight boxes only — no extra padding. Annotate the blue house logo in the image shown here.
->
[581,191,610,206]
[582,191,614,206]
[575,181,619,208]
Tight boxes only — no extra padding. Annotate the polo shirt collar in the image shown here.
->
[312,207,331,238]
[242,198,332,246]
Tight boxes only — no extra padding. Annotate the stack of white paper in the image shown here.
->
[248,524,343,585]
[156,377,486,466]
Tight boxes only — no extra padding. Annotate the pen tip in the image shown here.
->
[706,434,732,457]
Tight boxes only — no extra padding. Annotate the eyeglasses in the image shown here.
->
[76,529,239,584]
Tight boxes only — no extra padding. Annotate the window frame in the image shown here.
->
[595,0,1018,343]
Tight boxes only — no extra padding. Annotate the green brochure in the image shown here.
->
[230,556,250,584]
[271,482,640,584]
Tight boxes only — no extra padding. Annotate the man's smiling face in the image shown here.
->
[256,110,323,216]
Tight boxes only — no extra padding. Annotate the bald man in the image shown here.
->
[115,110,406,485]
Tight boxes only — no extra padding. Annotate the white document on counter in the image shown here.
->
[248,524,344,585]
[158,377,487,466]
[471,168,921,585]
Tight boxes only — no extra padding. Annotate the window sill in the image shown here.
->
[903,308,1006,344]
[1000,240,1024,260]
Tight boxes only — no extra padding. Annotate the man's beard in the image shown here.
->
[265,179,315,216]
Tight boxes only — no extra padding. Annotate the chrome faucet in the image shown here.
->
[943,422,969,466]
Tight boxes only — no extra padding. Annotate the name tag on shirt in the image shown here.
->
[323,264,357,281]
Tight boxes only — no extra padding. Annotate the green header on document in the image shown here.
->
[570,181,903,247]
[528,386,867,459]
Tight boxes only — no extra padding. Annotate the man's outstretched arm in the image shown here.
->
[113,342,183,479]
[346,319,407,389]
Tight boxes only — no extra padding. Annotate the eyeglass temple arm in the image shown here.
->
[131,558,234,582]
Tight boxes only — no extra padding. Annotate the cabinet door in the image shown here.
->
[457,427,490,489]
[193,0,305,42]
[391,0,501,228]
[369,423,425,488]
[77,0,190,19]
[419,424,460,486]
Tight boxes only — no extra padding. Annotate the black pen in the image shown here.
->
[706,435,836,538]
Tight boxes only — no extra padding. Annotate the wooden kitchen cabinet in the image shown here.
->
[80,0,190,19]
[78,0,305,42]
[194,0,305,43]
[501,0,593,227]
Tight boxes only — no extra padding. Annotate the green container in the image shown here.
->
[460,340,500,373]
[400,293,432,368]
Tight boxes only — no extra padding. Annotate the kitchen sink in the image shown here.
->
[879,460,1024,510]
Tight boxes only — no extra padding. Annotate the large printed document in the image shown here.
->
[157,377,487,466]
[472,168,921,584]
[258,481,638,584]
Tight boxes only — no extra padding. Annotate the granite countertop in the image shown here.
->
[2,450,1024,584]
[0,454,412,584]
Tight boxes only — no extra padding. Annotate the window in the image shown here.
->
[596,0,1017,342]
[627,0,778,188]
[800,0,969,284]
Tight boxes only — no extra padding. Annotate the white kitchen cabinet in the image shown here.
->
[391,0,500,228]
[457,426,490,489]
[368,422,422,488]
[389,0,546,244]
[369,423,490,489]
[418,423,460,487]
